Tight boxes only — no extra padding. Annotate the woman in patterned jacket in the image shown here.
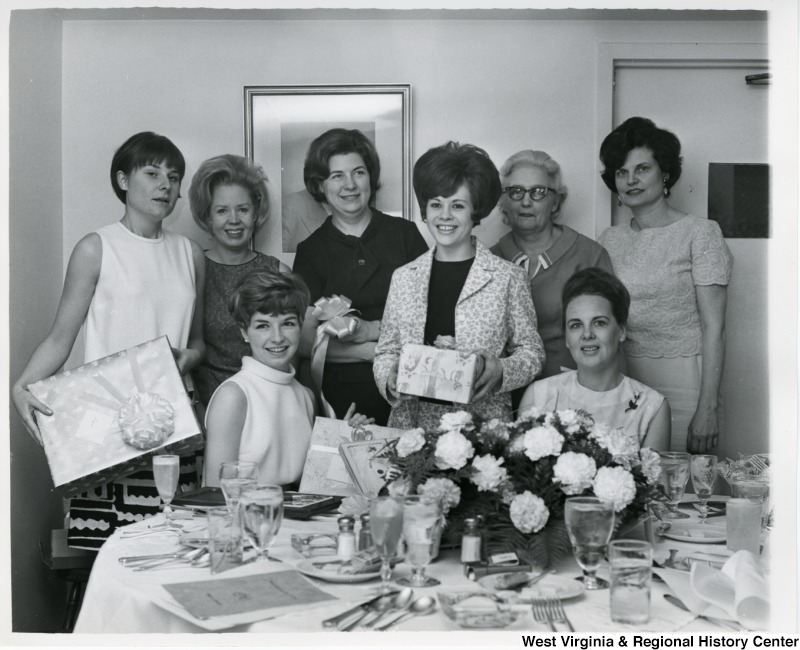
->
[374,141,545,429]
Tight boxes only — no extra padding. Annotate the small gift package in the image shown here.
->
[299,417,404,497]
[28,336,203,497]
[396,342,478,404]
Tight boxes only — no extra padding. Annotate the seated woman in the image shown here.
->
[203,268,369,487]
[519,267,670,450]
[374,141,544,430]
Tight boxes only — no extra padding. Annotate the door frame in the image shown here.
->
[593,42,768,237]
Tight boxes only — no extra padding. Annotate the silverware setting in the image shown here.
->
[531,596,575,631]
[373,596,436,631]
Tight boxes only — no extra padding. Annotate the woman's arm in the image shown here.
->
[203,382,247,487]
[688,283,727,453]
[172,241,206,375]
[297,305,378,363]
[12,234,102,443]
[373,276,407,406]
[642,398,671,452]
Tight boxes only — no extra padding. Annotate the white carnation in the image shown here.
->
[639,447,662,485]
[522,425,564,461]
[395,427,426,457]
[470,454,508,492]
[438,411,473,433]
[482,418,510,441]
[592,466,636,511]
[553,452,597,495]
[434,430,475,470]
[418,477,461,514]
[557,409,583,434]
[592,425,639,464]
[517,405,543,421]
[509,491,550,534]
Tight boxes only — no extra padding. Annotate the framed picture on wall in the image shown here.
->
[244,84,412,256]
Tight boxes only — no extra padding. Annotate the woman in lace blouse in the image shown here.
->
[597,117,733,453]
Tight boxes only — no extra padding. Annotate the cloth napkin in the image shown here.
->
[655,550,769,630]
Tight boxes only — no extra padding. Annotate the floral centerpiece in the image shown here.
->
[375,407,663,568]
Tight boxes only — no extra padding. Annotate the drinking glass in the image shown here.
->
[369,496,404,593]
[690,454,718,524]
[658,451,691,519]
[219,461,258,516]
[564,496,615,590]
[397,495,443,588]
[731,475,770,531]
[239,484,284,562]
[609,540,653,624]
[152,455,180,527]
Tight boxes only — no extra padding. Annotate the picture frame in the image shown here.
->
[243,84,412,255]
[338,438,399,498]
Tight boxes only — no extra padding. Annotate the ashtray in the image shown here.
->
[437,591,524,629]
[290,533,338,558]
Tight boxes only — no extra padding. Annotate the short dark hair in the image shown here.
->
[599,117,683,194]
[110,132,186,203]
[189,154,270,233]
[303,128,382,203]
[228,268,311,330]
[562,267,630,328]
[413,141,502,224]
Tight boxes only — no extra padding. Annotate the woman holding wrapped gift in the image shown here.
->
[11,131,205,549]
[491,150,613,379]
[519,267,670,451]
[597,117,732,453]
[188,154,289,407]
[374,141,545,430]
[293,128,428,426]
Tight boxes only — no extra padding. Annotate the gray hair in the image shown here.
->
[498,150,567,224]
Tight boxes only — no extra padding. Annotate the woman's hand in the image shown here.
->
[687,403,719,453]
[471,350,504,402]
[387,363,414,402]
[343,402,376,429]
[337,318,381,345]
[11,384,51,445]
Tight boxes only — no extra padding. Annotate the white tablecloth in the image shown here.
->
[73,499,750,636]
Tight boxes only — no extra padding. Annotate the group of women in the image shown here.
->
[12,116,732,548]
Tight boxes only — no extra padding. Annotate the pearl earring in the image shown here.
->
[663,186,670,197]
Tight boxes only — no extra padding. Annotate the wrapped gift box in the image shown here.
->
[299,417,404,497]
[27,336,203,497]
[396,343,477,404]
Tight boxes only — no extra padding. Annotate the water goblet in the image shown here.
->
[152,455,180,527]
[397,495,443,588]
[564,496,615,590]
[239,484,284,562]
[658,451,691,519]
[219,461,258,516]
[690,454,718,524]
[369,495,404,593]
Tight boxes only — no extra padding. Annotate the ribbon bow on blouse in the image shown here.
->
[309,295,360,418]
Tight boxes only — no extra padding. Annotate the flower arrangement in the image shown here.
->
[379,407,663,567]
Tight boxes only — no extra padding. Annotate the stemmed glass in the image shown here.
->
[219,461,258,516]
[658,452,691,519]
[397,495,443,588]
[239,484,284,563]
[690,454,718,524]
[564,496,615,590]
[369,496,404,593]
[152,455,180,527]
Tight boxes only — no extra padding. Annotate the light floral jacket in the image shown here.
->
[374,239,544,428]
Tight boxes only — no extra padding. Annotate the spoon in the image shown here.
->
[374,596,436,631]
[364,587,414,628]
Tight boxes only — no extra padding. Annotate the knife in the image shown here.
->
[321,591,399,628]
[663,594,742,631]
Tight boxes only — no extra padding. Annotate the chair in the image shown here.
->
[39,528,96,633]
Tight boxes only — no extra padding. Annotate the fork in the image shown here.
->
[531,598,557,631]
[546,597,575,632]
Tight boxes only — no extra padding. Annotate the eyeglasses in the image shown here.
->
[503,185,557,202]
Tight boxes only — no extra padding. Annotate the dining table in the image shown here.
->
[72,495,766,636]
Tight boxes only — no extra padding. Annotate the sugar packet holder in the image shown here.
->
[464,551,531,580]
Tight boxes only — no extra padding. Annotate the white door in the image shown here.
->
[611,55,769,462]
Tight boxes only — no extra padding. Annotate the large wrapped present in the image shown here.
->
[299,417,403,497]
[396,343,478,404]
[27,336,203,497]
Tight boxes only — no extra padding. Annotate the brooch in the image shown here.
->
[625,392,642,413]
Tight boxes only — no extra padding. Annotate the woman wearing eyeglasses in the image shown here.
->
[491,150,613,381]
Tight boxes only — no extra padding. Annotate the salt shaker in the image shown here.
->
[461,517,482,563]
[359,513,373,550]
[337,515,356,560]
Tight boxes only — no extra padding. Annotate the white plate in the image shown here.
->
[661,523,727,544]
[296,557,381,583]
[478,573,586,600]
